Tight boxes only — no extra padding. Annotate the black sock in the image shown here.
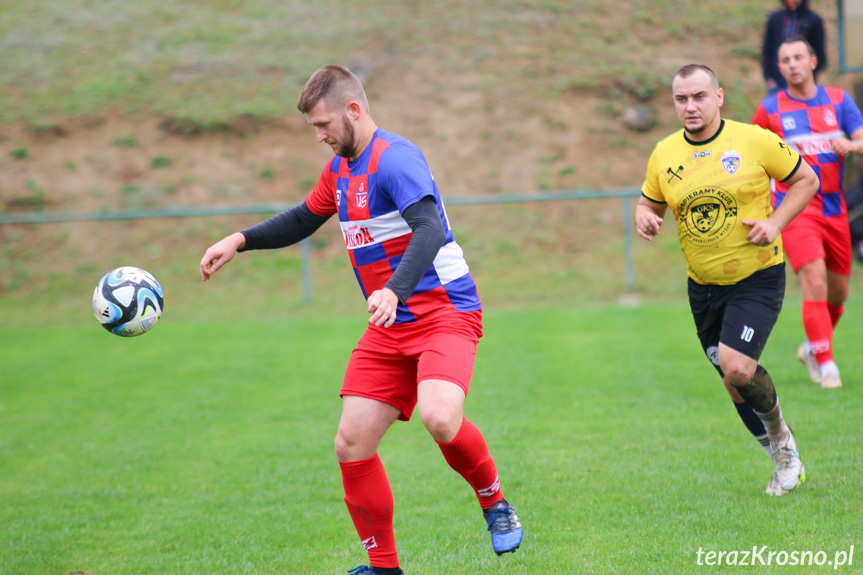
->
[733,400,768,437]
[372,567,403,575]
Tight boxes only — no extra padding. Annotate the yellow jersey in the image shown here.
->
[642,119,802,285]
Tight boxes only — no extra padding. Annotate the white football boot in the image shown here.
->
[820,366,843,389]
[766,429,805,496]
[796,342,821,384]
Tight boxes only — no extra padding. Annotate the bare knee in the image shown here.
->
[418,404,462,443]
[828,284,849,307]
[334,425,381,463]
[722,361,756,388]
[718,343,758,388]
[416,380,466,443]
[334,428,357,462]
[729,364,777,413]
[334,396,399,463]
[803,276,828,298]
[798,261,828,300]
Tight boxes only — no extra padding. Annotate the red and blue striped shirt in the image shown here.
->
[753,85,863,217]
[306,129,481,324]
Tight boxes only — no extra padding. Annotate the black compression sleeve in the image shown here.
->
[239,202,330,252]
[384,196,446,304]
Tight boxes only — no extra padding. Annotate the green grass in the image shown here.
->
[0,0,768,126]
[2,300,861,574]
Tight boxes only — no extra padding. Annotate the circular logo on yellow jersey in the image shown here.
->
[677,186,738,246]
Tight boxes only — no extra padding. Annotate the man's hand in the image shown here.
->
[200,232,246,281]
[367,288,399,328]
[636,211,664,241]
[832,136,860,157]
[635,198,666,242]
[741,219,781,246]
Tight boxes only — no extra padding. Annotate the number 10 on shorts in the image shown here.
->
[741,325,755,342]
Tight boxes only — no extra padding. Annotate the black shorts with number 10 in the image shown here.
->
[688,262,785,374]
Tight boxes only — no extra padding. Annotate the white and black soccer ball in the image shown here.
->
[92,266,164,337]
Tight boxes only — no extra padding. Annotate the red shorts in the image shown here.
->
[782,212,852,276]
[341,310,483,421]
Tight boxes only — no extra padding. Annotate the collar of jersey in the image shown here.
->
[346,128,381,168]
[683,119,724,147]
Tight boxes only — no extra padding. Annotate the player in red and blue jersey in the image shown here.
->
[304,129,482,324]
[753,38,863,389]
[199,66,522,575]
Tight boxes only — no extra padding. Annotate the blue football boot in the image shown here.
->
[483,499,523,555]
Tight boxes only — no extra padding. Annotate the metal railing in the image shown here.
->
[0,188,643,302]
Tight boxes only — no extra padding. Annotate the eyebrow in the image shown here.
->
[675,90,708,98]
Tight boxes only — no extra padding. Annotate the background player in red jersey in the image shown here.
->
[199,66,522,575]
[753,38,863,389]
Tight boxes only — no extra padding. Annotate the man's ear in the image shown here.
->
[346,101,362,120]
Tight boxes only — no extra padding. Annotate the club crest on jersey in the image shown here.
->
[782,116,796,131]
[356,182,368,209]
[336,189,343,207]
[720,151,741,175]
[824,109,838,126]
[677,185,738,247]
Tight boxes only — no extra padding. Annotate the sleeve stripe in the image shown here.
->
[779,155,803,183]
[641,193,667,205]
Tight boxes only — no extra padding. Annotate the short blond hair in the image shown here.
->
[673,64,720,91]
[297,66,370,114]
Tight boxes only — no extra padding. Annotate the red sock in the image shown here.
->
[828,304,845,328]
[437,418,505,509]
[802,299,833,365]
[339,454,399,569]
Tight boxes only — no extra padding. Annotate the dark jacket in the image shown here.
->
[761,0,827,88]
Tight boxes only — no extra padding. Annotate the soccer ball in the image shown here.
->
[92,266,164,337]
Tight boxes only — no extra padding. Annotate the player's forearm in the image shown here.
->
[384,197,445,304]
[771,168,819,230]
[240,202,329,251]
[635,201,665,220]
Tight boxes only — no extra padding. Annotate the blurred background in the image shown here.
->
[1,0,860,326]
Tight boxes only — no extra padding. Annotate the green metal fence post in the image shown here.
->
[301,237,312,304]
[623,196,634,291]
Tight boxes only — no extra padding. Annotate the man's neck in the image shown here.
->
[349,123,378,162]
[787,82,818,101]
[686,118,723,143]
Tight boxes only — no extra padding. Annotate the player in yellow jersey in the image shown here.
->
[636,64,819,496]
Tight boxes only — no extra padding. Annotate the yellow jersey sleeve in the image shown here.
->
[753,124,802,183]
[641,146,667,204]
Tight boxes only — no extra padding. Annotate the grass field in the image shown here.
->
[2,299,861,575]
